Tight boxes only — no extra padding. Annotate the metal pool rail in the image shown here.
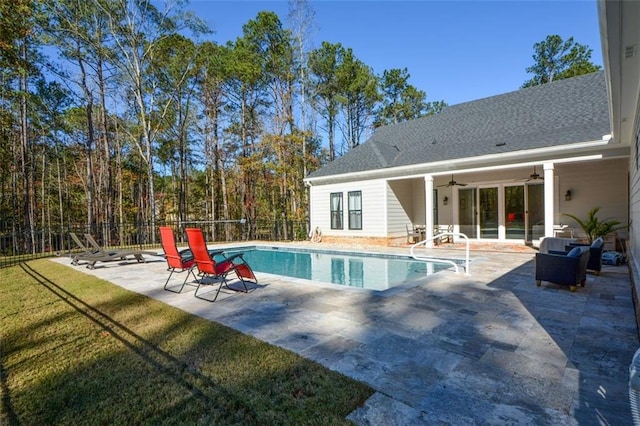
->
[410,232,470,275]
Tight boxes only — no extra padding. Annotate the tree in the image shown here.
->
[287,0,316,177]
[196,41,231,234]
[150,34,199,225]
[308,41,344,161]
[100,0,206,238]
[374,68,426,127]
[335,48,379,151]
[522,34,601,88]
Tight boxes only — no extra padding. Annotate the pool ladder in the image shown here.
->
[410,232,470,275]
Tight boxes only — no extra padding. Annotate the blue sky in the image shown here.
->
[187,0,602,106]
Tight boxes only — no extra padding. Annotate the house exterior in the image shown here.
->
[598,0,640,321]
[305,71,629,247]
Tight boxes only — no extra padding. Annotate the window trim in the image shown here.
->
[348,190,362,230]
[330,192,343,230]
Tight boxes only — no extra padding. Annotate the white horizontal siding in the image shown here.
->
[629,125,640,268]
[555,158,628,238]
[387,180,413,236]
[309,179,387,237]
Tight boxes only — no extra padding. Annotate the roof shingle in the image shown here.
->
[308,71,610,179]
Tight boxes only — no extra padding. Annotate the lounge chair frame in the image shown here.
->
[159,226,198,293]
[70,233,157,269]
[185,228,257,302]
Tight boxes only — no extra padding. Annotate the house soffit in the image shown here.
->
[600,0,640,145]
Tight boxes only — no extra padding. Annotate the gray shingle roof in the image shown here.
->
[307,71,610,179]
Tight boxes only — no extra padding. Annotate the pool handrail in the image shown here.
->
[410,232,470,275]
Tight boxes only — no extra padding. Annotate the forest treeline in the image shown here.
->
[1,0,600,254]
[0,0,445,246]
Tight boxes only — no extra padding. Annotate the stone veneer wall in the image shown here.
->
[317,236,404,247]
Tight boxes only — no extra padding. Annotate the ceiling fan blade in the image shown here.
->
[458,182,468,186]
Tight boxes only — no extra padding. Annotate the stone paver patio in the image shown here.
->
[51,243,638,424]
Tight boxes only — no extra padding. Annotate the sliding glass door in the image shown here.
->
[458,188,477,238]
[479,187,499,238]
[505,185,525,239]
[526,184,545,242]
[458,184,545,241]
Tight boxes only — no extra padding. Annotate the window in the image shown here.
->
[330,193,343,229]
[348,191,362,230]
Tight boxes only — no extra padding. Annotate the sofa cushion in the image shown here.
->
[567,246,583,257]
[591,237,604,248]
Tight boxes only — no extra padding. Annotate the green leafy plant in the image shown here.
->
[563,206,624,243]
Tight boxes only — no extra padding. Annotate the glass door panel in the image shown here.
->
[505,186,525,240]
[479,187,498,238]
[458,188,477,238]
[527,184,545,241]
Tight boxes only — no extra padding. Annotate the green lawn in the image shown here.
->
[0,260,373,425]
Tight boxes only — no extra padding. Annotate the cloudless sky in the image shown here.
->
[186,0,602,106]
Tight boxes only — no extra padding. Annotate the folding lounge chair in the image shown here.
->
[159,226,198,293]
[185,228,257,302]
[69,232,99,265]
[79,233,158,269]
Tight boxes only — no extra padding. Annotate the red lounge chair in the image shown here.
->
[185,228,257,302]
[159,226,198,293]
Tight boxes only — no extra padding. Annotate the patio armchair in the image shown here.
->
[159,226,198,293]
[185,228,257,302]
[535,246,590,292]
[565,237,604,275]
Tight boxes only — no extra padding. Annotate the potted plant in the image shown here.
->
[563,207,624,243]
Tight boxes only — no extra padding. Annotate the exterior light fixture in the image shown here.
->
[443,196,449,205]
[565,190,572,201]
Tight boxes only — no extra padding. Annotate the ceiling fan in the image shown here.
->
[438,174,467,187]
[519,166,544,182]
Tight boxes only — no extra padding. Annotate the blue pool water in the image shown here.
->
[222,246,455,291]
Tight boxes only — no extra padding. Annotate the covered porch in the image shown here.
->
[388,157,628,247]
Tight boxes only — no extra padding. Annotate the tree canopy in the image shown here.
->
[0,2,606,250]
[522,34,601,88]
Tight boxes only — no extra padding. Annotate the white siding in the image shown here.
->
[309,179,388,237]
[309,158,628,241]
[387,180,417,236]
[555,158,628,239]
[631,124,640,267]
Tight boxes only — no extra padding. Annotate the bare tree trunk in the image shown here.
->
[76,49,96,234]
[55,145,65,250]
[97,59,114,238]
[20,40,35,253]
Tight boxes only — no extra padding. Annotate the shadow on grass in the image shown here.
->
[3,261,371,424]
[18,262,248,419]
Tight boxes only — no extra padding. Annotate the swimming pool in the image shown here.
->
[222,246,458,291]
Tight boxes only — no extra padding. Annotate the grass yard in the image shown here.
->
[0,260,373,425]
